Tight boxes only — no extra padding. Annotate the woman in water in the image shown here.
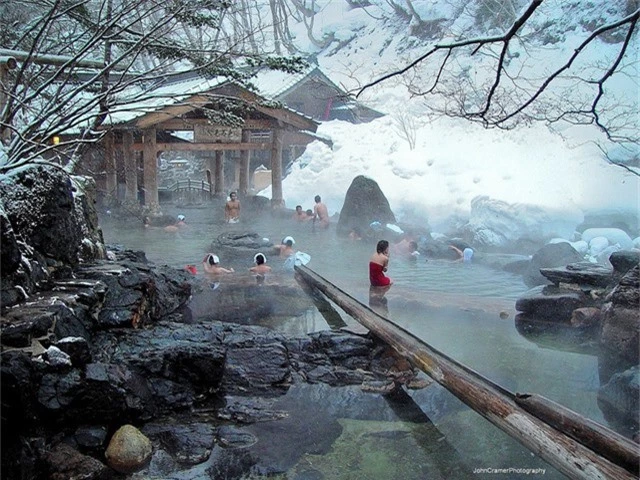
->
[370,240,393,286]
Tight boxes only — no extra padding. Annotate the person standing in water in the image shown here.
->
[225,192,241,223]
[370,240,393,286]
[312,195,330,229]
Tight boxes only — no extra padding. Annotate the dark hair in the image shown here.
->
[295,205,302,210]
[376,240,389,254]
[285,240,293,247]
[208,255,216,265]
[314,195,321,203]
[306,209,313,215]
[409,241,418,250]
[255,254,265,265]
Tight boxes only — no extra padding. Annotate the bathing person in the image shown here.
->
[292,205,307,222]
[275,236,296,258]
[313,195,330,228]
[349,227,363,241]
[370,240,393,286]
[393,237,420,259]
[250,253,271,274]
[176,214,186,227]
[202,253,235,274]
[225,191,241,223]
[449,245,473,263]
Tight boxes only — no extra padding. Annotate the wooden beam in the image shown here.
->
[104,132,117,203]
[142,128,159,209]
[238,130,250,196]
[122,131,138,205]
[271,128,283,207]
[132,142,271,152]
[214,150,224,197]
[515,393,639,476]
[135,95,210,129]
[293,265,638,480]
[157,118,276,130]
[254,104,317,131]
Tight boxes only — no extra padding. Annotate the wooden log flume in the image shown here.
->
[515,393,639,476]
[294,265,638,480]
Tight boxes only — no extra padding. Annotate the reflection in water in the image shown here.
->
[369,285,390,316]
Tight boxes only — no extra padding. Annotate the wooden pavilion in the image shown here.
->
[101,77,319,212]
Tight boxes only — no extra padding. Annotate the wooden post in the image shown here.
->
[239,130,250,196]
[293,265,638,480]
[104,131,117,206]
[142,128,159,212]
[122,130,138,206]
[271,128,283,207]
[0,56,17,144]
[214,150,224,197]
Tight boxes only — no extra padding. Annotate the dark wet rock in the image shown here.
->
[515,285,589,321]
[609,250,640,276]
[223,339,291,394]
[570,307,602,328]
[188,282,313,322]
[597,366,639,432]
[144,449,179,478]
[74,261,192,329]
[212,232,273,261]
[475,253,531,274]
[55,336,92,367]
[418,238,461,260]
[600,266,639,363]
[336,175,396,238]
[0,165,82,265]
[217,396,288,424]
[36,362,162,425]
[143,422,216,465]
[0,307,57,348]
[523,242,584,287]
[605,265,640,308]
[0,204,22,275]
[74,425,108,451]
[44,442,111,480]
[217,426,258,449]
[539,261,614,288]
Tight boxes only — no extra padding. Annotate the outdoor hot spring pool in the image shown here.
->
[100,205,631,480]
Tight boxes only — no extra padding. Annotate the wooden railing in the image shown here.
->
[164,179,212,193]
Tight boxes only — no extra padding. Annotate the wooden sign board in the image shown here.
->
[195,125,242,143]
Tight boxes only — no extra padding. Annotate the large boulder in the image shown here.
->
[0,165,83,265]
[0,166,106,308]
[600,266,639,364]
[336,176,396,237]
[105,424,153,474]
[523,242,584,287]
[465,196,582,251]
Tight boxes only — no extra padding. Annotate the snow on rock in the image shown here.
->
[465,196,583,248]
[581,228,634,250]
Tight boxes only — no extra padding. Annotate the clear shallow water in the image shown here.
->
[101,205,627,479]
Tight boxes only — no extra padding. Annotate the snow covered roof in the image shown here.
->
[104,67,327,127]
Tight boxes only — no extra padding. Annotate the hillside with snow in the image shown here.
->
[259,0,639,246]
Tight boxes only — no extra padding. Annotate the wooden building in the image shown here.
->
[101,77,319,212]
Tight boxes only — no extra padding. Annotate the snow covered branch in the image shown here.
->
[356,0,639,155]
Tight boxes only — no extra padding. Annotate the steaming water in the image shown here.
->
[101,205,629,480]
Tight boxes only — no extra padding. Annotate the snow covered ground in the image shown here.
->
[259,0,639,257]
